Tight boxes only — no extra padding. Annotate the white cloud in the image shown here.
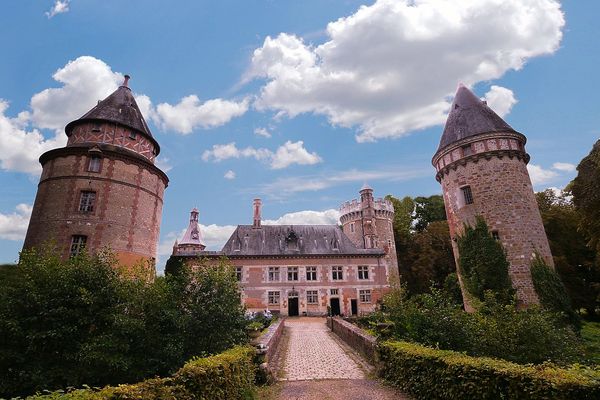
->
[46,0,70,18]
[263,209,340,225]
[155,96,249,134]
[0,100,67,174]
[224,170,236,179]
[552,162,576,172]
[270,140,322,169]
[202,141,322,169]
[155,156,172,172]
[0,204,32,241]
[528,164,559,185]
[259,166,430,199]
[484,86,517,118]
[254,127,272,138]
[246,0,564,142]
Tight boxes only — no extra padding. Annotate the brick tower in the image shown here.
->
[23,75,169,268]
[432,84,553,307]
[340,185,397,272]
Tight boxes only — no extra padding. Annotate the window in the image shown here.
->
[359,289,371,303]
[88,156,102,172]
[287,266,299,281]
[268,291,280,305]
[332,266,343,281]
[236,266,242,281]
[388,239,392,248]
[91,123,101,132]
[79,191,96,212]
[461,186,474,205]
[306,266,317,281]
[306,290,318,304]
[129,131,137,140]
[330,288,339,296]
[350,223,355,233]
[70,235,87,257]
[492,231,500,241]
[358,266,369,280]
[268,267,280,282]
[462,144,473,156]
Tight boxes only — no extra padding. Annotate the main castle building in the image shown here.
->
[23,76,169,268]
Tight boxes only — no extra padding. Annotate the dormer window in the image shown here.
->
[91,123,101,132]
[129,131,137,140]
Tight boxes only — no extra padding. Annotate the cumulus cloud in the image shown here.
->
[46,0,70,18]
[263,209,340,225]
[528,162,577,186]
[154,96,249,134]
[224,170,236,179]
[155,156,172,172]
[484,86,517,118]
[254,127,272,138]
[246,0,564,142]
[202,141,321,169]
[0,204,32,241]
[552,162,576,172]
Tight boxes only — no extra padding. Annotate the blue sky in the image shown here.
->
[0,0,598,271]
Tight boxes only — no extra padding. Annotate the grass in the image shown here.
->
[581,321,600,364]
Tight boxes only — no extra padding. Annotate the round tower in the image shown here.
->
[340,184,397,272]
[432,84,553,307]
[22,75,169,268]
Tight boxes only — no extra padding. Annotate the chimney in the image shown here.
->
[253,198,262,229]
[122,74,131,88]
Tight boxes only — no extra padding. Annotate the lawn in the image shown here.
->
[582,321,600,364]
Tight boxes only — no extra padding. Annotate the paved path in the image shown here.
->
[265,317,409,400]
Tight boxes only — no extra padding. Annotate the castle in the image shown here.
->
[22,77,553,312]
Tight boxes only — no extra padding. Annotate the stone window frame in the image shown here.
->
[268,266,280,282]
[305,266,317,281]
[331,265,343,281]
[330,288,339,296]
[461,185,474,205]
[306,290,318,304]
[492,230,500,241]
[287,266,299,281]
[268,291,280,305]
[359,289,372,303]
[88,155,102,173]
[70,235,87,257]
[350,222,355,233]
[235,266,243,282]
[357,265,370,280]
[78,190,97,213]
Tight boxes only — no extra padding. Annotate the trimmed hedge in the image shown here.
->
[26,346,256,400]
[379,341,600,400]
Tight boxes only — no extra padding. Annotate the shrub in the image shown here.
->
[457,217,515,305]
[379,340,600,400]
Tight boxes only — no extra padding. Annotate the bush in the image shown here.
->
[0,249,247,398]
[379,340,600,400]
[26,346,256,400]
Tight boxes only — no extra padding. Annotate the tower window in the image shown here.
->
[129,131,137,140]
[91,123,101,132]
[492,231,500,240]
[88,156,102,173]
[462,144,473,156]
[70,235,87,257]
[461,186,474,205]
[79,191,96,213]
[350,223,355,233]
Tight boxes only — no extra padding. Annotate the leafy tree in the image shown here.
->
[413,195,446,232]
[457,217,515,305]
[571,139,600,253]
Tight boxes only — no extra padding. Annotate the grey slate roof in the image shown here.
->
[437,85,517,153]
[65,84,157,147]
[222,225,384,257]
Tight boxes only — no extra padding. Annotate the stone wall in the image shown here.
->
[328,316,377,364]
[254,318,285,378]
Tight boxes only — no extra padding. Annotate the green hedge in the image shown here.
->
[26,346,256,400]
[379,341,600,400]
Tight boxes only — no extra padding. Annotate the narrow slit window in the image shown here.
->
[461,186,474,205]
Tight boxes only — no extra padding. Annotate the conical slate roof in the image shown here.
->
[65,76,158,151]
[437,85,517,153]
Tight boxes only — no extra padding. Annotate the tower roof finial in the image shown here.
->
[122,74,131,88]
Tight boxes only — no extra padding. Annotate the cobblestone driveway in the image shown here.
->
[281,317,365,381]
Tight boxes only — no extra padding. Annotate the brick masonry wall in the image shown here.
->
[328,316,377,364]
[255,318,285,365]
[434,132,553,306]
[23,151,166,266]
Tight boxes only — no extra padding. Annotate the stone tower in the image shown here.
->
[172,208,206,255]
[340,185,397,272]
[432,84,553,307]
[23,75,169,268]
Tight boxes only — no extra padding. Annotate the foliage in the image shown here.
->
[457,217,514,305]
[531,254,581,329]
[571,139,600,254]
[379,340,600,400]
[582,321,600,365]
[381,287,583,365]
[164,255,185,276]
[442,272,463,305]
[0,249,247,399]
[413,195,446,232]
[27,346,257,400]
[536,189,600,319]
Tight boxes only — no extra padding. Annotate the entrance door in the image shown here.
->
[330,298,341,316]
[351,299,358,316]
[288,297,299,316]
